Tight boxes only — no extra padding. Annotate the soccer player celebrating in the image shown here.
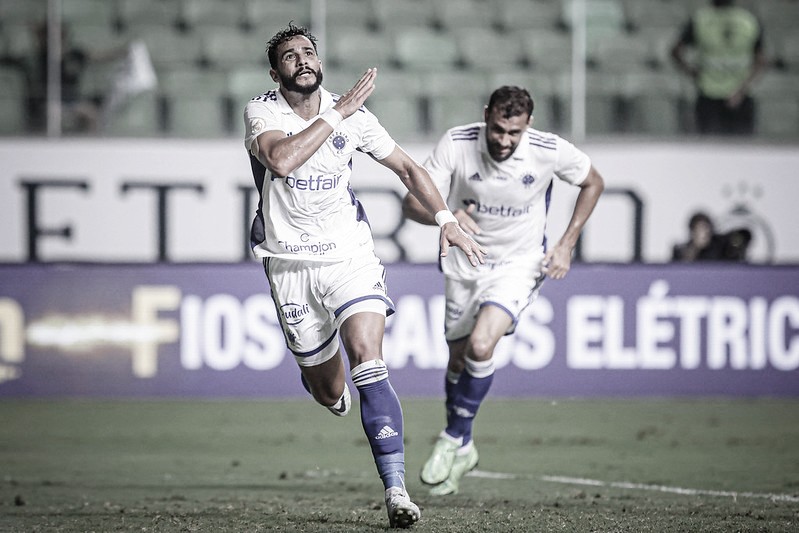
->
[403,86,605,495]
[243,23,485,528]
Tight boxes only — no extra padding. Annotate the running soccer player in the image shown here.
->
[402,86,605,495]
[243,23,485,528]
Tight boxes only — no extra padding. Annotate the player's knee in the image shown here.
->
[467,335,495,361]
[310,380,345,407]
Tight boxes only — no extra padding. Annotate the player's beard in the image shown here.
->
[280,67,323,95]
[486,140,516,162]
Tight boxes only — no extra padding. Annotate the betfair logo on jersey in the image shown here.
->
[281,303,310,326]
[276,174,342,191]
[462,199,532,217]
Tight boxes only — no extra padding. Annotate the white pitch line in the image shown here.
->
[466,470,799,503]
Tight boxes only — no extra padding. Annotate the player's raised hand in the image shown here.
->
[439,222,486,267]
[454,204,481,235]
[333,68,377,119]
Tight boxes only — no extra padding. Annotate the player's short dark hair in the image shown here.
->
[266,22,318,69]
[689,212,714,231]
[487,86,534,119]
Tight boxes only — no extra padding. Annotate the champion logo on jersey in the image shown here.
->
[467,172,482,181]
[375,425,399,440]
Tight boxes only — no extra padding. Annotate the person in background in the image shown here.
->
[402,86,604,495]
[672,211,751,261]
[670,0,767,135]
[243,23,485,528]
[27,21,127,134]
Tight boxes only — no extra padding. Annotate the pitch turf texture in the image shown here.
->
[1,398,797,532]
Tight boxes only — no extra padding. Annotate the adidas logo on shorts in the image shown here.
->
[375,425,399,440]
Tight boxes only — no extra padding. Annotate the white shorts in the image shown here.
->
[263,253,394,366]
[444,258,545,342]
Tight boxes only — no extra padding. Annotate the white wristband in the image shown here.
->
[319,108,343,129]
[434,210,458,227]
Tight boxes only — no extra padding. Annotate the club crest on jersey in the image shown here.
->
[521,173,536,187]
[329,131,349,154]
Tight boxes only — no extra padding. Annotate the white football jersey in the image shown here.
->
[244,86,396,261]
[426,122,591,280]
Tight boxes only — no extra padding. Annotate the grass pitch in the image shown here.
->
[1,397,797,532]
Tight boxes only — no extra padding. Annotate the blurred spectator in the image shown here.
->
[671,0,767,135]
[27,21,127,134]
[672,211,752,262]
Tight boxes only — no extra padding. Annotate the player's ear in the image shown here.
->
[269,69,279,83]
[483,105,489,123]
[528,114,534,127]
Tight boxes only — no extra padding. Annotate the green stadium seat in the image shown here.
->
[0,0,47,26]
[62,0,115,27]
[428,93,487,135]
[436,0,496,31]
[103,90,161,136]
[371,0,438,30]
[623,0,688,32]
[243,0,311,33]
[114,0,181,31]
[623,71,684,136]
[753,72,799,138]
[200,27,265,69]
[555,72,624,135]
[124,25,203,71]
[520,29,572,74]
[590,33,653,73]
[325,0,376,32]
[365,93,423,141]
[228,66,271,109]
[0,65,27,135]
[178,0,247,31]
[495,0,564,32]
[327,27,393,70]
[392,28,461,71]
[160,68,229,137]
[561,0,627,43]
[454,27,526,71]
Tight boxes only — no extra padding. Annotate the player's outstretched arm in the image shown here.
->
[543,165,604,280]
[383,147,485,266]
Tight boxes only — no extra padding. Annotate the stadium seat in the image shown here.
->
[243,0,311,33]
[0,22,38,63]
[623,0,688,32]
[753,72,799,138]
[454,27,527,71]
[752,0,799,35]
[428,93,490,135]
[554,72,624,135]
[124,25,203,72]
[365,92,423,141]
[520,29,572,74]
[494,0,564,32]
[0,65,27,135]
[61,0,116,27]
[0,0,47,26]
[200,27,265,69]
[590,33,653,73]
[560,0,627,43]
[623,71,684,136]
[778,33,799,72]
[327,27,393,70]
[178,0,247,31]
[325,0,376,32]
[103,90,161,136]
[114,0,182,31]
[159,68,229,137]
[227,66,272,110]
[371,0,439,30]
[392,28,461,71]
[435,0,496,31]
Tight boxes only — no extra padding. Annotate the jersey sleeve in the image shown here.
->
[554,135,591,186]
[422,131,456,195]
[358,106,396,160]
[243,100,282,156]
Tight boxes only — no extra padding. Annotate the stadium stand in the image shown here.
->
[2,0,797,141]
[160,68,230,137]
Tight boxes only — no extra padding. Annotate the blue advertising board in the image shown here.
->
[0,263,797,397]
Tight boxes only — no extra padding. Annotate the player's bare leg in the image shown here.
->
[299,351,351,416]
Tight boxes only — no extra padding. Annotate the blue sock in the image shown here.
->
[351,359,405,491]
[445,358,495,442]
